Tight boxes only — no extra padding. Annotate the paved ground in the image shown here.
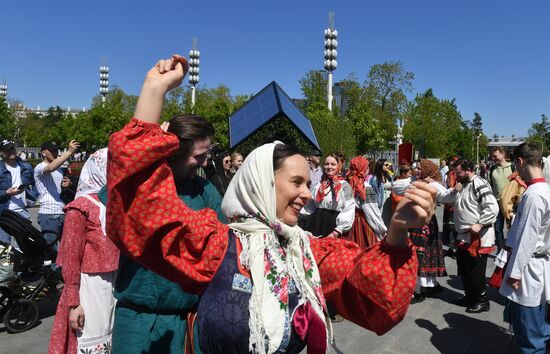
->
[0,206,522,354]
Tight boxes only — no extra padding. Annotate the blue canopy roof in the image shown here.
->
[229,81,320,150]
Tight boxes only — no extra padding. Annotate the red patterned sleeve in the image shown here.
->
[107,118,229,294]
[58,208,87,307]
[310,237,417,335]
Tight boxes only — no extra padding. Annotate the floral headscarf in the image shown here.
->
[222,142,331,354]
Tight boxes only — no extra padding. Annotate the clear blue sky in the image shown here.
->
[2,0,549,137]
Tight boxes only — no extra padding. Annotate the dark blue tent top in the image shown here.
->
[229,81,320,150]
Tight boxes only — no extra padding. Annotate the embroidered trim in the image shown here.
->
[232,273,253,294]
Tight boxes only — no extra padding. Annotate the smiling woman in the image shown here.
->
[106,54,437,354]
[299,153,356,239]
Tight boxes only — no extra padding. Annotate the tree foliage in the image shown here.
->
[0,96,16,140]
[403,89,477,160]
[3,61,496,163]
[528,114,550,154]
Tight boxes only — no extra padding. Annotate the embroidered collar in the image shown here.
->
[527,178,546,186]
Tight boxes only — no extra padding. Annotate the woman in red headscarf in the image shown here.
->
[410,159,449,304]
[345,156,387,249]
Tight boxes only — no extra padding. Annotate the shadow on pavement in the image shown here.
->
[416,313,520,354]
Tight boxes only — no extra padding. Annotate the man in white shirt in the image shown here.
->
[499,143,550,353]
[0,139,38,247]
[439,158,499,313]
[34,140,79,254]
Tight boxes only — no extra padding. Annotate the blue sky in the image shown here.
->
[2,0,549,137]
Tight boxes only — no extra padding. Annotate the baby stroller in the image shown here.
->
[0,210,60,333]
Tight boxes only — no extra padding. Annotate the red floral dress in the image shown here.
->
[106,118,418,338]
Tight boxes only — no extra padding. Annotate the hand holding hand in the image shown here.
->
[391,181,437,231]
[69,305,85,331]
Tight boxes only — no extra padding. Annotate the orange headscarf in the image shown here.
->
[346,156,369,201]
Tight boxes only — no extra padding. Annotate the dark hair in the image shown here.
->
[455,158,475,172]
[168,114,215,159]
[373,159,387,185]
[513,143,542,167]
[399,164,411,175]
[273,144,305,172]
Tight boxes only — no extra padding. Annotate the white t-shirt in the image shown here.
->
[5,164,27,216]
[34,162,64,214]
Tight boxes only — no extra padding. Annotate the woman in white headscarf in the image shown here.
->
[105,54,437,354]
[49,148,119,354]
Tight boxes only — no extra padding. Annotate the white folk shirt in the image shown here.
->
[34,162,65,215]
[301,180,355,234]
[500,182,550,307]
[438,175,499,247]
[356,182,387,238]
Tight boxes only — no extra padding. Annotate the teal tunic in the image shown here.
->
[109,176,226,354]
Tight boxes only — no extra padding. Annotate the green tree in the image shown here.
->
[528,114,550,154]
[403,89,469,159]
[365,61,414,147]
[299,71,356,157]
[0,96,17,140]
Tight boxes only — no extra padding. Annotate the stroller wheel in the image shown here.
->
[3,298,39,333]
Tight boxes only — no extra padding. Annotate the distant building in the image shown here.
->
[487,135,527,148]
[13,105,87,119]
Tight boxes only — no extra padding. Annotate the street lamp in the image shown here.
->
[99,64,110,105]
[0,80,7,99]
[189,37,200,112]
[476,133,482,166]
[324,12,338,111]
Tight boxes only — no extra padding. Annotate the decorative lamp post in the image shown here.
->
[189,37,200,112]
[324,12,338,111]
[476,133,481,165]
[99,65,110,105]
[0,80,7,99]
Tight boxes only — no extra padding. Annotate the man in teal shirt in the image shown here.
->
[110,115,226,354]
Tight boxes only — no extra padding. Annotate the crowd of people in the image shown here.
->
[1,54,550,354]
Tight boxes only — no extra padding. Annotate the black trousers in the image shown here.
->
[456,248,488,302]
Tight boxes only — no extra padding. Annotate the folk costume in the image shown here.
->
[106,118,419,354]
[409,160,447,300]
[299,169,355,238]
[439,173,499,310]
[110,174,224,354]
[499,180,550,353]
[49,149,119,354]
[345,157,386,249]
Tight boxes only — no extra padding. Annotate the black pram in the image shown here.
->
[0,209,60,333]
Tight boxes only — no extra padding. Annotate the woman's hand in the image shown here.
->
[386,181,437,247]
[134,54,189,124]
[145,55,189,93]
[69,305,85,331]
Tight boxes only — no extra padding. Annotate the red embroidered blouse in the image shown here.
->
[56,195,119,307]
[107,118,418,335]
